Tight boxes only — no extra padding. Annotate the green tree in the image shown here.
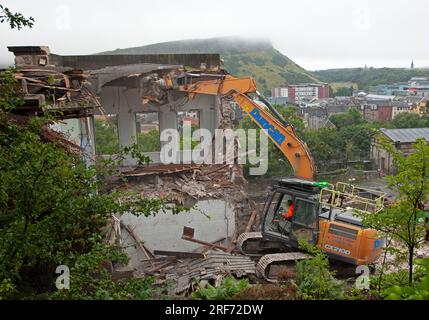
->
[329,108,366,130]
[360,138,429,286]
[137,129,160,152]
[392,112,424,128]
[303,128,343,170]
[338,124,372,160]
[333,86,353,97]
[94,118,120,155]
[0,4,34,29]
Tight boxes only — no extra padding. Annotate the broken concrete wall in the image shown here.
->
[121,199,235,269]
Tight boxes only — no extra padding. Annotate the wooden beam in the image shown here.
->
[154,250,205,259]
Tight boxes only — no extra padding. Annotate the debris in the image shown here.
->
[181,226,230,252]
[167,251,256,293]
[12,68,101,118]
[146,257,177,274]
[120,221,155,268]
[124,164,202,177]
[153,250,206,259]
[245,202,258,233]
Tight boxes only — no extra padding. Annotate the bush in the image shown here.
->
[192,275,248,300]
[295,242,346,300]
[49,240,170,300]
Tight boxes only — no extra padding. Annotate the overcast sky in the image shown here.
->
[1,0,428,70]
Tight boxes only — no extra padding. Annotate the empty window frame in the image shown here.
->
[135,112,160,152]
[178,110,200,150]
[94,114,119,155]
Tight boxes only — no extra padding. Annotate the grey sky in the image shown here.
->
[1,0,428,70]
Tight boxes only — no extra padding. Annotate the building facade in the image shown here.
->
[371,127,429,174]
[287,83,330,104]
[271,87,289,98]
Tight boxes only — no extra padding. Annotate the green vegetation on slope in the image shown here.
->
[222,48,319,96]
[313,67,429,90]
[99,37,319,96]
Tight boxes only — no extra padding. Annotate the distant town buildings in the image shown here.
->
[368,77,429,98]
[271,83,330,104]
[270,77,429,129]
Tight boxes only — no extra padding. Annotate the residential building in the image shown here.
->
[300,107,329,130]
[271,86,288,98]
[361,104,379,122]
[378,104,393,122]
[287,83,330,104]
[411,98,428,116]
[392,101,412,119]
[371,127,429,174]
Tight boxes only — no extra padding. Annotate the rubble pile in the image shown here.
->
[120,163,254,232]
[156,251,256,293]
[12,68,100,117]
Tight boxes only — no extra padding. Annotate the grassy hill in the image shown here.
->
[99,37,319,96]
[313,67,429,90]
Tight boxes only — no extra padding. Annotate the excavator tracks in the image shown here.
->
[236,232,264,255]
[256,252,308,282]
[237,232,286,256]
[236,232,361,282]
[237,232,310,282]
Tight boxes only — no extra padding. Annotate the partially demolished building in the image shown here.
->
[7,46,258,289]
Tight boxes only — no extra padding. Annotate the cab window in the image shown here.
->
[293,199,317,228]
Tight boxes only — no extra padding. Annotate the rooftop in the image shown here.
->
[380,127,429,143]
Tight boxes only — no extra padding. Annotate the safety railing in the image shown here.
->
[319,182,386,214]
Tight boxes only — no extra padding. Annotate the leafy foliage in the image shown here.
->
[192,275,249,300]
[392,112,429,128]
[295,242,346,300]
[332,85,355,97]
[329,108,365,129]
[383,258,429,300]
[0,4,34,30]
[49,239,171,300]
[0,68,24,111]
[137,129,161,152]
[94,118,120,155]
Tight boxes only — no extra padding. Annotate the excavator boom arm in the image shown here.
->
[233,92,315,180]
[174,74,315,180]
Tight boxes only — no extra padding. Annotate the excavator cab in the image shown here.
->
[261,178,322,249]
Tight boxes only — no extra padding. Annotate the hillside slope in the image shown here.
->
[313,67,429,90]
[99,37,319,96]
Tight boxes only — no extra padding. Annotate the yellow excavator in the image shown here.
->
[155,71,385,281]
